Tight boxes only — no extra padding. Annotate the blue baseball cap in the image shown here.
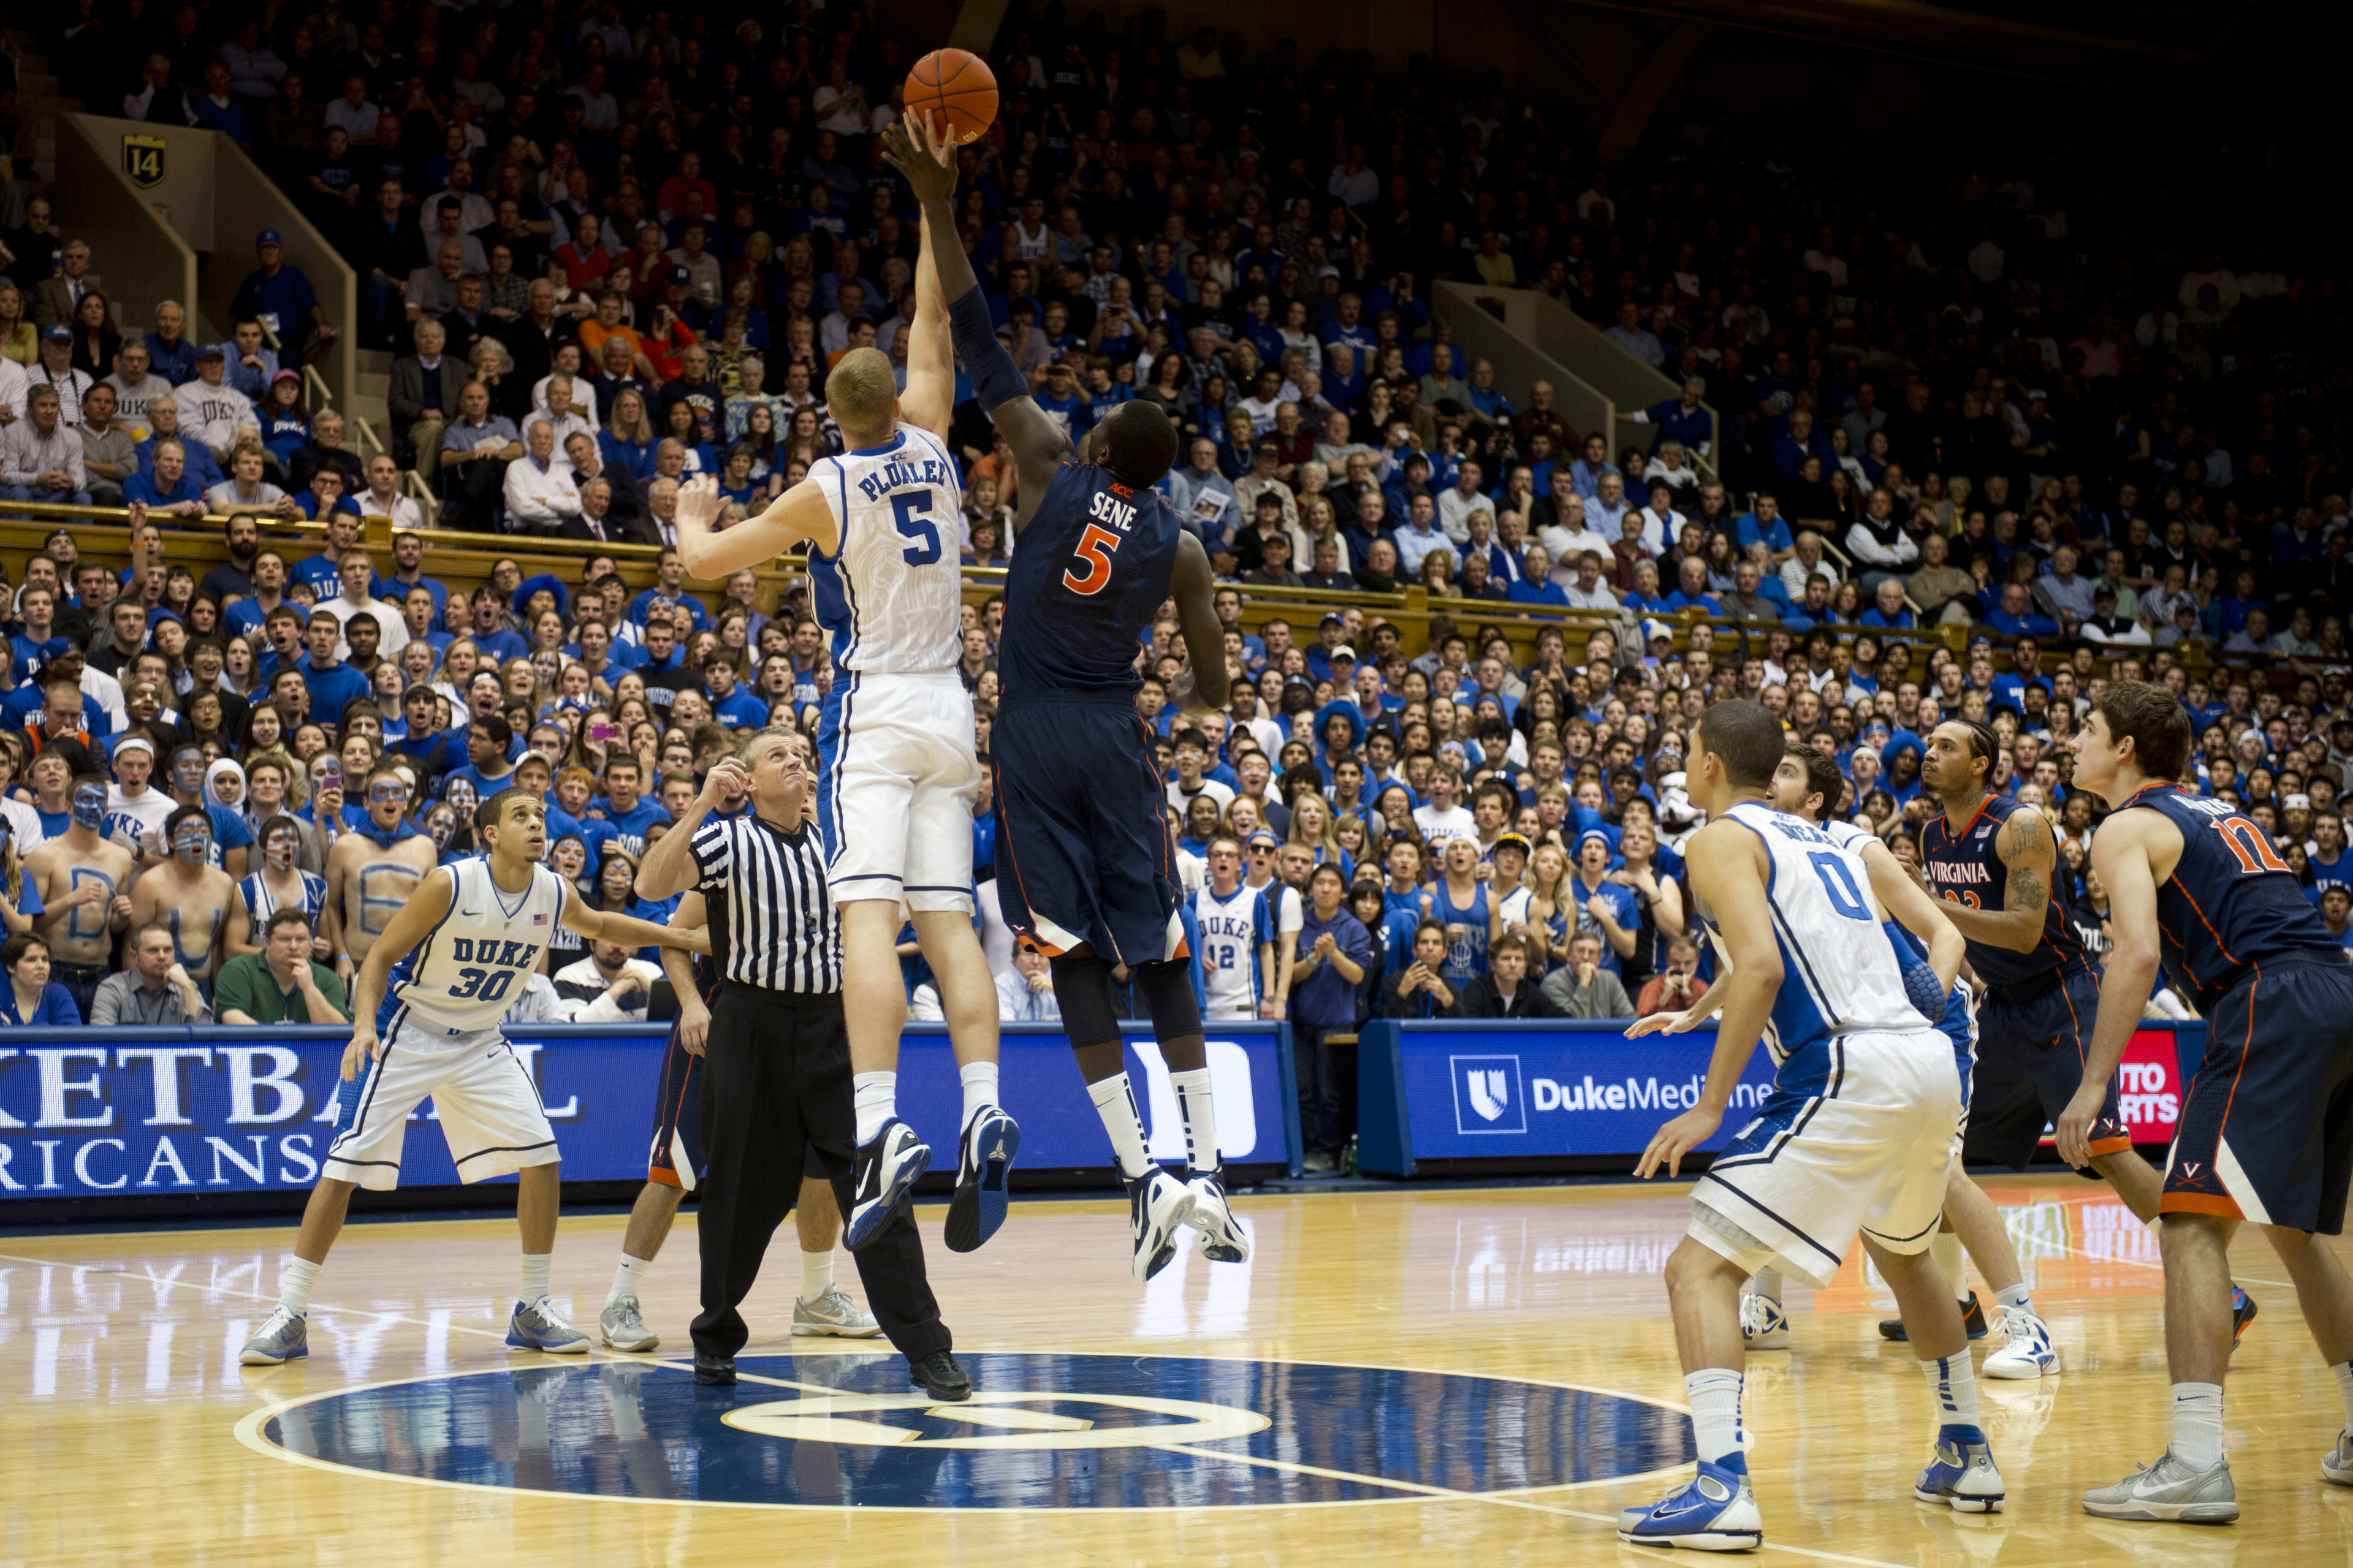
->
[256,228,284,246]
[39,324,70,343]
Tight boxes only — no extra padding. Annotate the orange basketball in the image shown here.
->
[907,48,998,146]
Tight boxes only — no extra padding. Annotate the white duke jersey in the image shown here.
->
[380,859,566,1036]
[1698,801,1927,1083]
[1192,882,1271,1018]
[809,424,964,676]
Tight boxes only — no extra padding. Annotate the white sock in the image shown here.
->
[853,1072,897,1145]
[1751,1267,1782,1305]
[1994,1282,2033,1318]
[1923,1352,1980,1431]
[1684,1368,1744,1464]
[2171,1381,2226,1469]
[800,1245,834,1303]
[520,1252,552,1306]
[1931,1232,1967,1300]
[278,1256,322,1316]
[959,1060,1000,1132]
[607,1254,649,1309]
[1170,1067,1218,1173]
[2336,1362,2353,1431]
[1088,1072,1153,1180]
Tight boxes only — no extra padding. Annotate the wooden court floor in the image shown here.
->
[6,1175,2353,1567]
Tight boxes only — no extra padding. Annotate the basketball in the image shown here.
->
[907,47,998,145]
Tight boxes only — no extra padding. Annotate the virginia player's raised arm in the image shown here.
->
[883,111,1070,534]
[1167,530,1231,717]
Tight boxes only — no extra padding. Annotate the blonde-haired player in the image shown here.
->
[666,205,1017,1256]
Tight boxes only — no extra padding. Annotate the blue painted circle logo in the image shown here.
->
[244,1352,1694,1509]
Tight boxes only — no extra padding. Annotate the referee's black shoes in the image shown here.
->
[908,1349,972,1402]
[693,1352,737,1385]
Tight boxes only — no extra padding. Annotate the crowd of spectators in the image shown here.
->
[0,1,2349,1172]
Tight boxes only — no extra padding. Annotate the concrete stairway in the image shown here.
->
[4,27,81,197]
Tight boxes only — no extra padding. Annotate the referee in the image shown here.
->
[636,725,968,1398]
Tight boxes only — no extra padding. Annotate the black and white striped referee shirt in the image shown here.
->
[689,811,842,993]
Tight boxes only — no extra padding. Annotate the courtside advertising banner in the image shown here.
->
[0,1023,1294,1201]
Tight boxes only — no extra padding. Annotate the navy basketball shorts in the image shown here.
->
[1974,968,2131,1170]
[2164,956,2353,1235]
[645,1025,824,1191]
[992,692,1187,968]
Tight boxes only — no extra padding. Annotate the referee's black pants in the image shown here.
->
[691,983,951,1366]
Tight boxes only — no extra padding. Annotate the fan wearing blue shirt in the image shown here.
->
[293,513,364,599]
[700,654,771,729]
[124,442,210,513]
[294,611,370,728]
[593,754,669,858]
[1663,556,1725,616]
[1735,494,1795,559]
[437,714,520,805]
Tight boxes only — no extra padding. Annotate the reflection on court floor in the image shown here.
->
[249,1351,1695,1509]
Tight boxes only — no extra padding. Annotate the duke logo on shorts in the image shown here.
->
[1688,802,1958,1288]
[808,424,980,912]
[324,860,564,1191]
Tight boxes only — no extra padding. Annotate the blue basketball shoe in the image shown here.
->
[1617,1456,1763,1551]
[945,1106,1020,1254]
[846,1117,930,1251]
[1914,1425,2005,1512]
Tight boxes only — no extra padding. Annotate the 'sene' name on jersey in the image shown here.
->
[1087,490,1139,531]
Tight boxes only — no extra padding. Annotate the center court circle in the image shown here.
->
[245,1352,1696,1509]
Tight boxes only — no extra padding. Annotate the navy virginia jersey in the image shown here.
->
[1919,792,2091,990]
[2121,784,2346,1013]
[998,459,1183,695]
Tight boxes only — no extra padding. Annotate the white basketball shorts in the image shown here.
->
[1688,1026,1960,1289]
[322,1008,559,1191]
[815,671,979,913]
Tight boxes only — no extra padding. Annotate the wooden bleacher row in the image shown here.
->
[0,499,2294,683]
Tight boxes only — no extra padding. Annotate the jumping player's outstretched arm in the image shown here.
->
[673,472,837,581]
[1167,531,1231,716]
[895,158,956,441]
[882,111,1068,534]
[2057,809,2170,1164]
[1633,819,1782,1178]
[1931,806,2056,954]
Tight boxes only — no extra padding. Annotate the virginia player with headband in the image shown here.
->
[664,119,1019,1261]
[881,109,1250,1282]
[1739,746,2058,1381]
[1915,718,2257,1350]
[2066,683,2353,1524]
[238,786,706,1367]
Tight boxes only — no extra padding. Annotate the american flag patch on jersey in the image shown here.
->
[533,912,549,924]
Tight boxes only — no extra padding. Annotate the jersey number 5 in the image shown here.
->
[1063,524,1123,596]
[891,491,941,566]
